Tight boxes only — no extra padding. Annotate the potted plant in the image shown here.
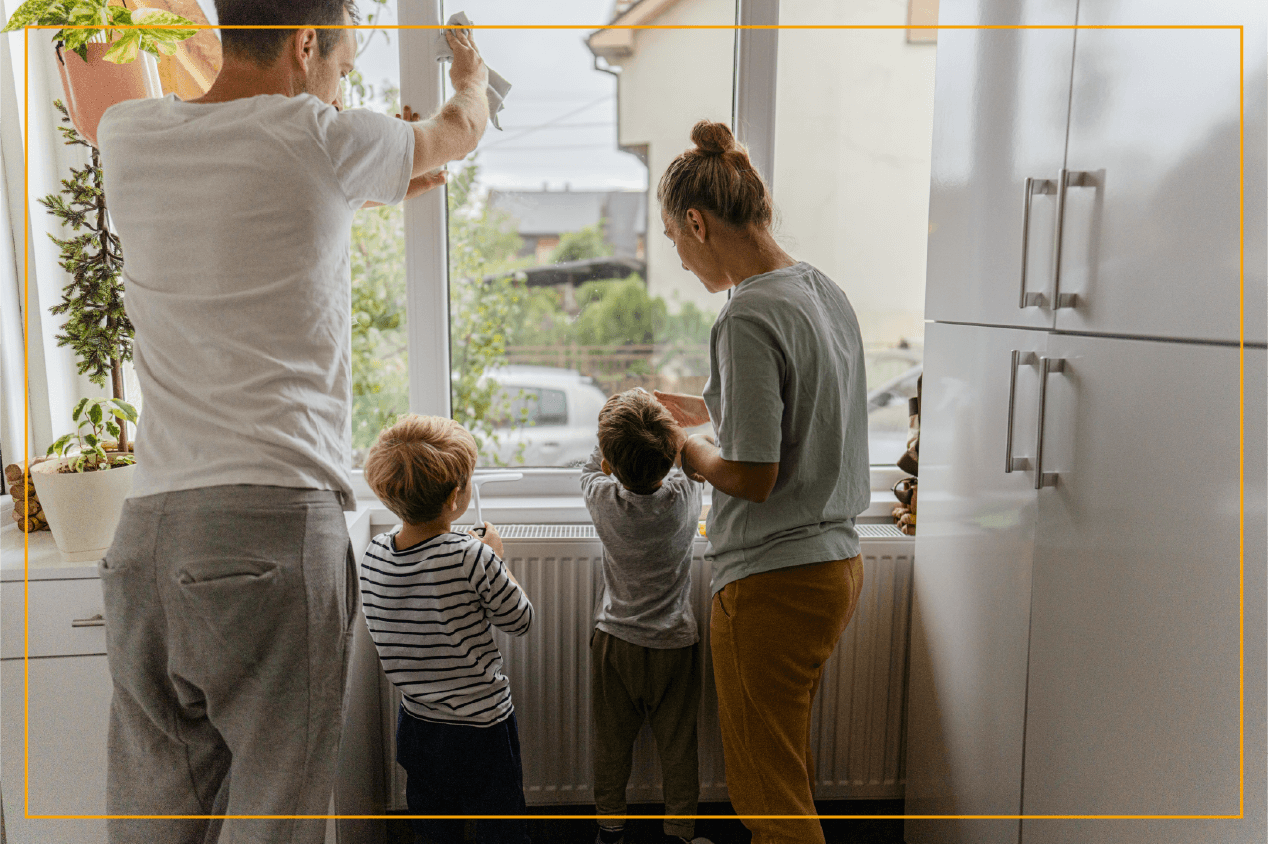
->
[31,398,138,562]
[2,0,197,145]
[26,102,139,562]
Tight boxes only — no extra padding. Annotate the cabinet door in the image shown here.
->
[905,322,1048,844]
[1,656,110,844]
[1055,0,1267,344]
[924,0,1076,330]
[1021,336,1266,843]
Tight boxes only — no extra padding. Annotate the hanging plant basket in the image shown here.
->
[55,40,162,147]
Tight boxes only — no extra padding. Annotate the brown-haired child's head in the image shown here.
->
[364,414,478,525]
[597,389,681,494]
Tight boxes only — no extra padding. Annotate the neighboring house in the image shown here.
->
[588,0,938,348]
[487,188,647,265]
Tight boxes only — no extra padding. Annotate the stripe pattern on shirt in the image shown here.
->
[361,531,533,725]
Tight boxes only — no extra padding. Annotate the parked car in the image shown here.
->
[482,366,610,467]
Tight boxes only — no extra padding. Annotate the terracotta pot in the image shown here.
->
[30,460,136,563]
[56,41,162,147]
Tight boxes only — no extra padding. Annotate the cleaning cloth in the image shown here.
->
[436,11,511,130]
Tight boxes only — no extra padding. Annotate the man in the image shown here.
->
[94,2,488,841]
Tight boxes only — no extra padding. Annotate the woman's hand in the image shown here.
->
[654,391,710,428]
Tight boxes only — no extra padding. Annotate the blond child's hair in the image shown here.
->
[364,414,478,525]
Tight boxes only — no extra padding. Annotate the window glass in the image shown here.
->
[444,0,734,468]
[348,0,406,467]
[774,2,936,466]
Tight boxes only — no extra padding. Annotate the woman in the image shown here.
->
[655,121,870,844]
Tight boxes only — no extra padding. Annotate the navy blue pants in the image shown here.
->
[396,706,530,844]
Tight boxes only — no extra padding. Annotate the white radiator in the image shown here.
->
[380,524,914,807]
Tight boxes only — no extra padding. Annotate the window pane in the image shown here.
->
[774,3,937,466]
[349,0,407,468]
[445,0,734,468]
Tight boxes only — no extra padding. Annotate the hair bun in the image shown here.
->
[690,120,736,156]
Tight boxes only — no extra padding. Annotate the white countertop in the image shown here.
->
[0,496,378,582]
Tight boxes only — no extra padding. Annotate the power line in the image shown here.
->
[482,94,614,149]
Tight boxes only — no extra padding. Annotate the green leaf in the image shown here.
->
[47,433,74,456]
[102,30,139,64]
[71,396,89,422]
[2,0,63,33]
[84,432,99,448]
[110,399,138,423]
[105,420,119,438]
[87,400,103,427]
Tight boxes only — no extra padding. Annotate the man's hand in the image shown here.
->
[654,391,711,428]
[445,26,488,94]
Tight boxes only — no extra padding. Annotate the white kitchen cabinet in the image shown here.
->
[1020,339,1266,843]
[924,0,1077,331]
[1054,0,1267,345]
[0,594,110,844]
[909,335,1266,844]
[905,321,1048,844]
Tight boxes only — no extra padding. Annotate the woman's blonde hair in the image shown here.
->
[657,120,773,230]
[364,414,477,525]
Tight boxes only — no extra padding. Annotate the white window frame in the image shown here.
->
[351,0,902,517]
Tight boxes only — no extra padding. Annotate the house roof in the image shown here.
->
[587,0,686,62]
[487,190,648,257]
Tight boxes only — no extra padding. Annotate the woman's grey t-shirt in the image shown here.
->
[702,261,870,594]
[581,448,702,649]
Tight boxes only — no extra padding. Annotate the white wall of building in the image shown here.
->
[607,0,935,346]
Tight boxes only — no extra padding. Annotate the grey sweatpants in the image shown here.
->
[99,485,357,844]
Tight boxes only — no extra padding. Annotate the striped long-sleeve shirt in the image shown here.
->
[360,530,533,725]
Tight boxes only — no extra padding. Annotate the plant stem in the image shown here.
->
[93,145,128,454]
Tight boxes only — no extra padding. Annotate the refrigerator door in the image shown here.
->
[905,321,1048,844]
[1020,335,1265,842]
[1054,0,1267,344]
[924,0,1077,330]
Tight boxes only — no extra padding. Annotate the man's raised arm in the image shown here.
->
[410,27,489,177]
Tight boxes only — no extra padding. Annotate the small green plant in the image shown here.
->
[47,397,138,473]
[2,0,197,63]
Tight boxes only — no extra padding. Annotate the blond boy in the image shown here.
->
[363,414,532,844]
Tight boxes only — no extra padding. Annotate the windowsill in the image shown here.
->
[352,467,912,530]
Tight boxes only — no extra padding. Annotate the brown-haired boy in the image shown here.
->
[362,414,533,844]
[581,390,707,844]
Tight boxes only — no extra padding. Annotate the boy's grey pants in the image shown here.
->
[99,485,357,844]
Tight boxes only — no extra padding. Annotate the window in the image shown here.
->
[381,0,936,486]
[348,0,407,467]
[440,0,734,469]
[773,2,935,466]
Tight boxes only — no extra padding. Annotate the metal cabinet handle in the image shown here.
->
[1020,177,1056,308]
[1052,169,1096,309]
[1005,350,1038,473]
[71,613,105,628]
[1034,357,1066,489]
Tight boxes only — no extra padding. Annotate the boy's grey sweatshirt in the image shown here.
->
[580,447,702,649]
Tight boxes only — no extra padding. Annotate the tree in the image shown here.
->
[39,100,133,451]
[447,163,533,462]
[548,222,611,264]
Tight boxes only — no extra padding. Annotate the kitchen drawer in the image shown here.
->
[0,578,107,660]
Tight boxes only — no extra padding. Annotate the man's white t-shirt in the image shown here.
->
[97,93,414,508]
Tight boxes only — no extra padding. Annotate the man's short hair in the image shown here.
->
[364,415,478,526]
[597,390,680,494]
[215,1,359,65]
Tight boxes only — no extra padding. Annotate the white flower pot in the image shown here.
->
[29,461,136,563]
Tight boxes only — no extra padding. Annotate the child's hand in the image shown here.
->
[471,521,504,558]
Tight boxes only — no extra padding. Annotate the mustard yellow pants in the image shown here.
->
[710,556,865,844]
